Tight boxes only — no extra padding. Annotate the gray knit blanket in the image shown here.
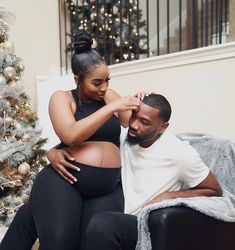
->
[135,133,235,250]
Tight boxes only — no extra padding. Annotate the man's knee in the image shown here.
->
[84,211,138,250]
[85,211,121,239]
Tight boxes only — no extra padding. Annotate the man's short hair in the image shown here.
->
[142,93,171,122]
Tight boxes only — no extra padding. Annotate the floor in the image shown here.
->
[32,241,39,250]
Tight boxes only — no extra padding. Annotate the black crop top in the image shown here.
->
[58,89,121,148]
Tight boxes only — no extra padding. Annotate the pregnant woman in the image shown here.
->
[0,31,140,250]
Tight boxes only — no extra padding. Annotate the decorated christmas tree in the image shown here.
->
[0,7,47,228]
[65,0,148,65]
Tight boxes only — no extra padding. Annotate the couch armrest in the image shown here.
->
[148,206,235,250]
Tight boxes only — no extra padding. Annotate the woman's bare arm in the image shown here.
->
[49,90,140,146]
[104,89,131,127]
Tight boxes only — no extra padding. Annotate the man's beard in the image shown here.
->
[125,131,153,146]
[125,133,143,146]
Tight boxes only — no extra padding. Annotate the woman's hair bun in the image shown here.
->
[73,31,93,54]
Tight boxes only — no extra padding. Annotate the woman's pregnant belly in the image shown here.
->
[65,142,122,197]
[65,141,121,168]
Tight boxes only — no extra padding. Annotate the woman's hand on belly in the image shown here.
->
[47,148,79,184]
[47,142,121,184]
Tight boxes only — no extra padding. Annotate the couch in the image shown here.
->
[148,206,235,250]
[137,133,235,250]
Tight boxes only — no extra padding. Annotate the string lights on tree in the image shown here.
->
[64,0,148,65]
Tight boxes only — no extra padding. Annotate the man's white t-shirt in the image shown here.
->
[120,128,210,215]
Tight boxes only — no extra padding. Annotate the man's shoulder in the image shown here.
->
[153,131,193,158]
[160,131,189,148]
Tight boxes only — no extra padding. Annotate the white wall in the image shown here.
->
[108,42,235,141]
[37,43,235,149]
[2,0,60,110]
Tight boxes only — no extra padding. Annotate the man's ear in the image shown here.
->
[159,122,169,133]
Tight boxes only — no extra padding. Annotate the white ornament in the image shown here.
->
[0,9,16,24]
[17,162,30,176]
[113,6,119,15]
[34,125,42,134]
[115,38,120,47]
[0,75,6,85]
[139,40,145,49]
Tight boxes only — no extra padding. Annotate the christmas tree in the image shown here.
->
[65,0,148,65]
[0,7,47,228]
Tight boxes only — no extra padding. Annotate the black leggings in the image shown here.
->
[83,211,160,250]
[0,163,124,250]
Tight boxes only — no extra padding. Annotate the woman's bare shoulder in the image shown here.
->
[49,90,73,103]
[50,89,72,98]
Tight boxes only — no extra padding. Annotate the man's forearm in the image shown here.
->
[145,188,222,206]
[163,187,222,200]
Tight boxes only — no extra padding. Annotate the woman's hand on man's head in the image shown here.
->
[134,91,149,101]
[108,95,141,113]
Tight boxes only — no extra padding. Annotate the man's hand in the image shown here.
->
[47,148,80,184]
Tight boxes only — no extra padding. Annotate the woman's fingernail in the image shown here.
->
[74,178,77,182]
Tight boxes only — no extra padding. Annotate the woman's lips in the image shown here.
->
[97,94,105,99]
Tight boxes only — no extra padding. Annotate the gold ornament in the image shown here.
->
[123,54,129,60]
[2,41,14,51]
[21,134,31,142]
[14,179,23,187]
[17,162,30,176]
[90,13,96,21]
[16,63,25,72]
[8,80,18,88]
[8,80,23,91]
[3,66,16,80]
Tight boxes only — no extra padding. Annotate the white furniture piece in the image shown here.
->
[36,75,74,150]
